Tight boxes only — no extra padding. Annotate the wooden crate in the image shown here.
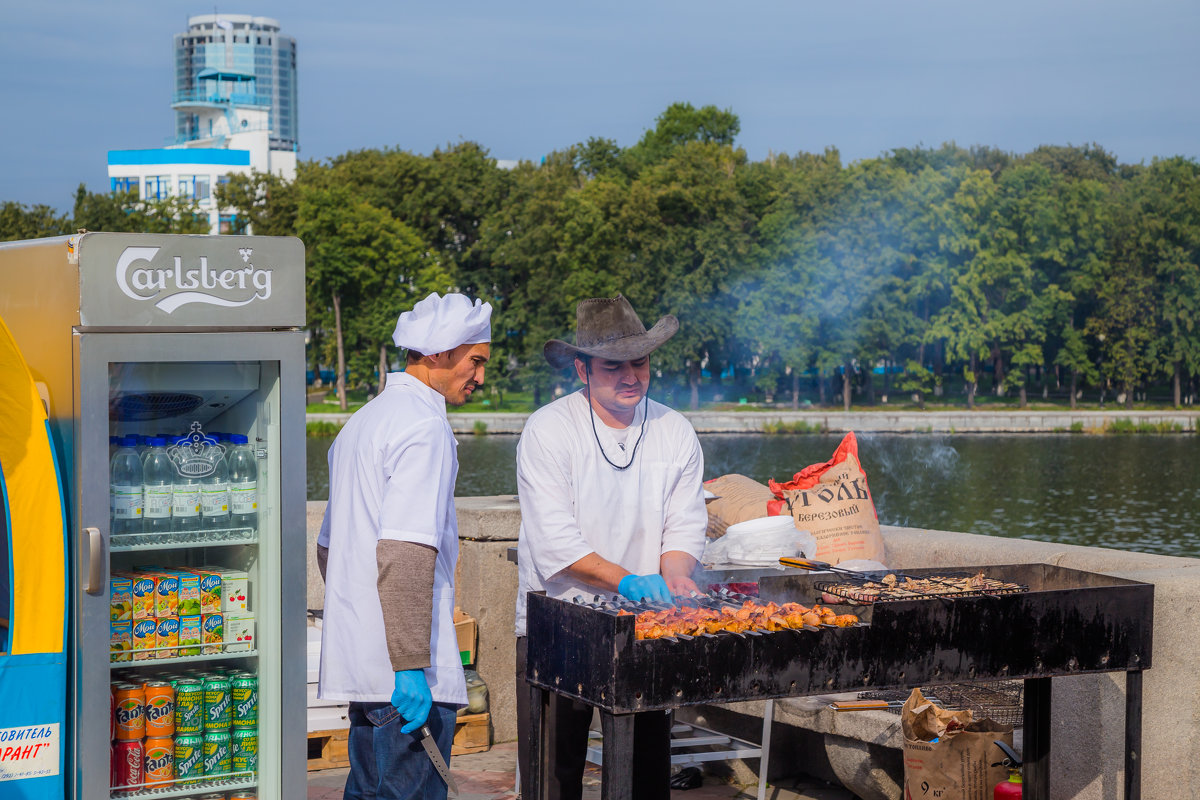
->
[307,727,350,771]
[452,712,490,755]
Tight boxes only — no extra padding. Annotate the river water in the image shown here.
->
[307,433,1200,557]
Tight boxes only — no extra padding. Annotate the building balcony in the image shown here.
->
[171,90,270,109]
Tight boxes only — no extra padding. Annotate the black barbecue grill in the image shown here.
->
[524,563,1153,800]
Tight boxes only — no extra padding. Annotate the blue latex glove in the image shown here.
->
[392,669,433,734]
[618,573,673,604]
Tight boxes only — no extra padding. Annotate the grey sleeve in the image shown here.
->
[377,539,437,672]
[317,543,328,583]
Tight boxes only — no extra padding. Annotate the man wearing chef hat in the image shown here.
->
[514,294,708,799]
[317,291,491,799]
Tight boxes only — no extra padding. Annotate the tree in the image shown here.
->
[72,185,210,234]
[0,201,71,241]
[213,168,300,235]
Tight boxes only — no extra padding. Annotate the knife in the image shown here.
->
[417,724,459,795]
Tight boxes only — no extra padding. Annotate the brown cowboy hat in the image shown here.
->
[544,295,679,369]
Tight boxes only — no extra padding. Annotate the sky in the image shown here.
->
[2,0,1198,212]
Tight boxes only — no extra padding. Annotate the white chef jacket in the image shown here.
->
[318,371,467,705]
[514,390,708,636]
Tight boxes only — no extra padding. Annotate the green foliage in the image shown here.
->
[472,420,488,436]
[0,201,72,241]
[72,185,211,234]
[762,419,828,434]
[306,421,342,436]
[1103,418,1185,434]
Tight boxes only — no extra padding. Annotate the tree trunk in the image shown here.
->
[992,348,1005,396]
[1069,369,1078,410]
[1019,384,1027,409]
[842,364,852,413]
[791,372,800,411]
[689,363,701,411]
[818,371,826,406]
[1124,381,1134,410]
[1174,362,1182,408]
[333,291,347,411]
[378,344,389,393]
[967,352,977,411]
[864,365,876,406]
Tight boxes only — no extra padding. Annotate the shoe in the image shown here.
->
[669,766,703,790]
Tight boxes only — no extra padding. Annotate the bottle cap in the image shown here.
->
[230,434,249,444]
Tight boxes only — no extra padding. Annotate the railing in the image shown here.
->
[172,91,270,107]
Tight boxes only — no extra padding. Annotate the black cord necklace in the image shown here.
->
[585,362,649,471]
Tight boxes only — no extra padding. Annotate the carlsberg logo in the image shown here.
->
[116,245,273,313]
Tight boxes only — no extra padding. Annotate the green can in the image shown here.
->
[231,674,258,729]
[231,728,258,774]
[174,733,204,784]
[201,730,231,776]
[175,679,205,735]
[203,676,231,732]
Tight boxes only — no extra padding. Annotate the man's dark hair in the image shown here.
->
[405,349,425,364]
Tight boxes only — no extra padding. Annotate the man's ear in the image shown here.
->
[574,357,589,385]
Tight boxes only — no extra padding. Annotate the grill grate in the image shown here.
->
[817,571,1029,604]
[109,391,204,422]
[858,680,1025,727]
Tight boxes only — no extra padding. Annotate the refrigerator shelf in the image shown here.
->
[111,771,255,799]
[111,528,258,552]
[111,648,258,668]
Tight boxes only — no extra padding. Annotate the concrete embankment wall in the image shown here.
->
[306,496,1200,800]
[307,408,1199,434]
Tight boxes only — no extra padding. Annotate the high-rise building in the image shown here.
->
[174,15,298,152]
[106,14,298,234]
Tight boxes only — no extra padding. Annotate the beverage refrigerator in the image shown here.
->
[0,232,307,799]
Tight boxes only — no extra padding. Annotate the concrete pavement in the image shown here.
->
[306,741,856,799]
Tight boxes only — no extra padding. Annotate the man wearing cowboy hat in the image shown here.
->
[514,295,708,799]
[318,292,491,800]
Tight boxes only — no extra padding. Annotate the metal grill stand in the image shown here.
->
[525,564,1153,800]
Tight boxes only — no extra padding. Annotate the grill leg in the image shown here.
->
[1125,670,1142,800]
[1023,677,1052,800]
[600,711,635,800]
[527,684,549,800]
[757,699,774,800]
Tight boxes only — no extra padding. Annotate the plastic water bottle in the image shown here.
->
[171,436,202,534]
[109,436,143,535]
[201,438,231,531]
[227,434,258,535]
[142,437,174,535]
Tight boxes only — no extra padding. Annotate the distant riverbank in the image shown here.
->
[307,408,1199,435]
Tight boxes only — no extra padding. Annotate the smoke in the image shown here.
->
[858,433,961,527]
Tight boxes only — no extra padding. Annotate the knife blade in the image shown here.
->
[417,724,458,795]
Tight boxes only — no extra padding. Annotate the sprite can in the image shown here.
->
[231,674,258,729]
[175,679,205,735]
[201,730,231,776]
[174,733,204,784]
[203,676,231,732]
[231,728,258,775]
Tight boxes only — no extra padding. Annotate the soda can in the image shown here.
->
[112,683,145,741]
[229,794,258,800]
[201,730,231,777]
[111,739,143,788]
[144,681,175,737]
[174,733,204,785]
[203,675,231,732]
[175,678,205,735]
[231,674,258,729]
[231,728,258,775]
[143,736,174,787]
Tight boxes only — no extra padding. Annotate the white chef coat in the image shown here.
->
[514,390,708,636]
[318,371,467,705]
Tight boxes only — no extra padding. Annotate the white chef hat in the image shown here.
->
[392,292,493,354]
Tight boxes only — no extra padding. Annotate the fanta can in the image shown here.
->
[113,683,145,741]
[144,681,175,736]
[143,736,174,786]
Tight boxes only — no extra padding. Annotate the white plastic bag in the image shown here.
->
[702,515,817,566]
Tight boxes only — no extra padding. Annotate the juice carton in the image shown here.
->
[155,616,180,659]
[201,613,224,655]
[110,576,133,622]
[176,573,201,617]
[203,567,249,613]
[224,613,255,653]
[148,572,180,618]
[127,573,156,620]
[183,568,222,615]
[110,620,132,663]
[132,618,158,661]
[178,614,202,657]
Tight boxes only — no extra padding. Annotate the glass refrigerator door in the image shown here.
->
[75,331,305,800]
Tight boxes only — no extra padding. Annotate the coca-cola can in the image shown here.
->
[112,739,143,788]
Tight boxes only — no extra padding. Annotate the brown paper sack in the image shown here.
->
[901,688,1014,800]
[702,474,775,539]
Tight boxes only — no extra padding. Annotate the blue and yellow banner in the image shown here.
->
[0,312,68,797]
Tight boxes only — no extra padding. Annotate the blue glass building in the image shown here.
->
[173,15,298,153]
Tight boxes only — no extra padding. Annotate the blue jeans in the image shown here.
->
[344,701,458,800]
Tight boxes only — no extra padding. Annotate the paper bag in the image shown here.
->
[901,687,1014,800]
